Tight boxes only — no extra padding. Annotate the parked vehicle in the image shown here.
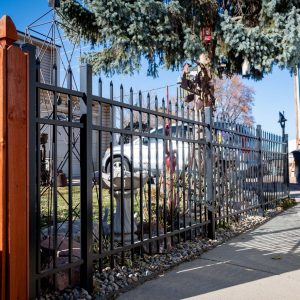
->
[102,122,265,179]
[102,123,195,176]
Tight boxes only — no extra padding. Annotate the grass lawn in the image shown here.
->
[40,185,111,226]
[39,177,209,229]
[40,185,148,227]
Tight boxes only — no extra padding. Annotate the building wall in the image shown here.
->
[17,32,111,179]
[40,96,111,178]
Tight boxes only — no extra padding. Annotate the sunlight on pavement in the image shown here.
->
[176,261,231,274]
[182,269,300,300]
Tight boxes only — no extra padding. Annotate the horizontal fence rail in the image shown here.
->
[27,54,289,297]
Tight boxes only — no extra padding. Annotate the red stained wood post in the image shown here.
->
[0,15,29,299]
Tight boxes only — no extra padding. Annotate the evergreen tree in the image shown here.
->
[58,0,300,79]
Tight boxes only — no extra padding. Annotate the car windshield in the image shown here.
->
[147,124,193,144]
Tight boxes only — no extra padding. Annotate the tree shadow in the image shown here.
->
[119,204,300,300]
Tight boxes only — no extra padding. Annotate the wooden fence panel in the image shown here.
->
[0,34,7,300]
[7,43,28,300]
[0,15,28,300]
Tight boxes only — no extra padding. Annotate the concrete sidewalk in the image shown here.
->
[119,191,300,300]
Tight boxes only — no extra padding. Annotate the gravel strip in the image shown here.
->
[41,207,283,300]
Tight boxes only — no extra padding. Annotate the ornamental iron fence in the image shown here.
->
[25,46,289,298]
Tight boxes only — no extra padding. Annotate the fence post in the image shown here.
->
[21,43,37,300]
[284,133,289,196]
[0,16,8,300]
[205,106,215,239]
[0,15,29,299]
[256,125,264,214]
[80,64,94,292]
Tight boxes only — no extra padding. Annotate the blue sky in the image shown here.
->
[1,0,296,139]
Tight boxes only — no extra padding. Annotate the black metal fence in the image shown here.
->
[26,46,289,297]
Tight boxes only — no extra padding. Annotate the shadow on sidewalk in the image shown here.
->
[119,197,300,300]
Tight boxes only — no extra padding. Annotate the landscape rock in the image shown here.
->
[45,207,282,299]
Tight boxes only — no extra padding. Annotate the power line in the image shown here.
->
[113,83,179,100]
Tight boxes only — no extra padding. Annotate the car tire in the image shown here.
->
[106,157,131,174]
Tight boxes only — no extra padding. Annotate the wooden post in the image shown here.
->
[0,16,8,300]
[0,15,29,299]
